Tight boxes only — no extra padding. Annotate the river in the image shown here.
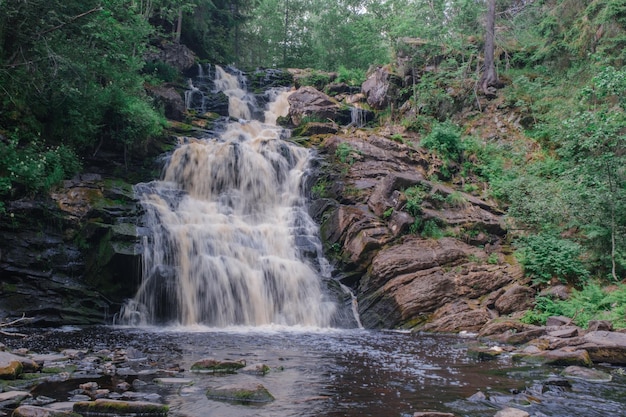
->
[10,325,626,417]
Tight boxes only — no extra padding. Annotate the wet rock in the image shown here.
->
[580,331,626,364]
[513,347,592,367]
[0,391,31,409]
[206,382,275,404]
[190,358,246,374]
[561,365,612,382]
[145,85,185,121]
[467,344,505,361]
[11,405,80,417]
[73,399,168,417]
[0,352,25,379]
[413,412,456,417]
[240,363,271,376]
[153,377,193,386]
[493,407,529,417]
[288,86,352,126]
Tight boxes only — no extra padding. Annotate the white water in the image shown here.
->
[120,66,336,327]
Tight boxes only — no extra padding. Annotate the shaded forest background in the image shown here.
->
[1,0,625,323]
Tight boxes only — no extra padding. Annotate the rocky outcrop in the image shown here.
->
[310,126,529,332]
[0,174,144,326]
[361,66,400,110]
[145,84,186,121]
[145,42,196,72]
[288,86,352,126]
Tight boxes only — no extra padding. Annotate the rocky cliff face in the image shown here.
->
[305,129,531,332]
[0,172,145,326]
[284,67,534,333]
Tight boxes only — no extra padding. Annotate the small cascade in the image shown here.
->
[350,106,367,128]
[119,66,338,328]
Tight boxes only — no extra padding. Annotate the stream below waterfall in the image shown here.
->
[9,325,626,417]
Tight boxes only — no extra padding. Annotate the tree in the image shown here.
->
[480,0,499,96]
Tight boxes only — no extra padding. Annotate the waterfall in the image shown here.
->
[119,66,337,327]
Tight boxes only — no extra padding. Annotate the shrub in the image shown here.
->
[522,282,626,329]
[335,142,359,164]
[404,185,427,216]
[515,232,589,285]
[420,120,463,161]
[336,66,365,86]
[0,132,81,197]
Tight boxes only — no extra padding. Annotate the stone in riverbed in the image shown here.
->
[494,407,529,417]
[413,412,456,417]
[73,399,168,416]
[206,382,275,404]
[512,347,592,367]
[190,358,246,373]
[0,390,30,407]
[11,405,81,417]
[561,365,612,382]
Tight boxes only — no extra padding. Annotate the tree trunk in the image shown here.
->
[175,8,183,43]
[480,0,498,96]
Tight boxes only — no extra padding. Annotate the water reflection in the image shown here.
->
[13,327,626,417]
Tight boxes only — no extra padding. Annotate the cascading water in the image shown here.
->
[119,66,337,327]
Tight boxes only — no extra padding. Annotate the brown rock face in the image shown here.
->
[288,87,352,126]
[313,129,528,332]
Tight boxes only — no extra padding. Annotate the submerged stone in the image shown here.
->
[561,366,612,383]
[206,383,275,404]
[190,358,245,374]
[73,399,168,416]
[12,405,81,417]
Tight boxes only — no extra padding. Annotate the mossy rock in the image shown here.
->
[73,399,168,416]
[206,383,275,404]
[190,358,246,374]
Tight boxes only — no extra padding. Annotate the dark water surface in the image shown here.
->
[12,326,626,417]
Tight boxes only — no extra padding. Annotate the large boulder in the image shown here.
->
[288,86,352,126]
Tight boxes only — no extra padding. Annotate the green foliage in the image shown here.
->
[515,233,589,286]
[143,61,180,83]
[421,219,443,239]
[445,191,467,208]
[420,121,463,161]
[0,132,81,197]
[335,142,359,164]
[311,180,329,198]
[299,71,332,90]
[382,207,393,219]
[336,66,366,86]
[404,185,427,217]
[522,282,626,329]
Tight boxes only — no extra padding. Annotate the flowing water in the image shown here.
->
[119,66,338,327]
[12,326,626,417]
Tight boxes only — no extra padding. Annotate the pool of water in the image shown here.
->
[11,326,626,417]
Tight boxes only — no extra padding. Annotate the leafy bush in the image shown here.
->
[0,132,81,197]
[336,66,365,86]
[335,142,359,164]
[143,61,179,83]
[420,120,463,161]
[522,282,626,329]
[421,219,443,239]
[515,233,589,285]
[404,185,427,216]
